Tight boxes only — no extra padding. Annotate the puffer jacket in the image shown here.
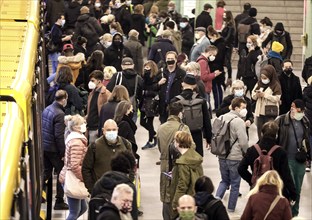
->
[56,53,85,83]
[59,131,88,184]
[42,101,66,156]
[170,148,203,209]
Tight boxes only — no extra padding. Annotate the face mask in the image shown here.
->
[234,89,244,97]
[88,81,96,90]
[261,79,270,84]
[246,42,252,49]
[166,60,175,65]
[107,8,111,14]
[95,2,101,7]
[115,2,121,8]
[284,68,292,75]
[61,20,66,27]
[194,33,200,39]
[179,210,195,220]
[126,0,131,6]
[239,108,248,118]
[105,41,112,47]
[144,69,151,76]
[179,22,187,29]
[80,123,87,133]
[294,112,304,121]
[114,40,122,46]
[105,130,118,142]
[110,29,117,35]
[120,203,131,214]
[168,6,174,12]
[209,55,215,62]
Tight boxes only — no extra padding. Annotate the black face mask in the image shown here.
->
[275,30,283,35]
[114,40,122,46]
[144,69,151,77]
[166,60,175,65]
[284,68,292,75]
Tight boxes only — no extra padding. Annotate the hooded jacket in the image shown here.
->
[170,148,203,209]
[303,84,312,133]
[57,52,85,83]
[59,131,88,184]
[65,1,81,29]
[268,50,283,76]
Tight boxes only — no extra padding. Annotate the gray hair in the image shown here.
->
[111,183,133,201]
[65,114,85,132]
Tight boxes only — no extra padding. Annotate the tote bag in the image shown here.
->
[64,170,89,199]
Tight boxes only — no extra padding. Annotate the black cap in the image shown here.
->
[183,74,197,85]
[204,3,213,10]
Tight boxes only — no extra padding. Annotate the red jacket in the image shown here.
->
[197,55,216,93]
[241,185,292,220]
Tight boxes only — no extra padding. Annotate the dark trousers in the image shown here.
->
[160,107,169,124]
[43,151,64,202]
[140,111,156,142]
[224,46,233,78]
[191,130,204,157]
[242,77,257,97]
[212,81,223,110]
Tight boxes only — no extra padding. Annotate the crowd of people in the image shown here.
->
[42,0,312,219]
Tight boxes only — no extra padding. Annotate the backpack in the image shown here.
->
[255,54,270,79]
[237,22,257,43]
[251,144,280,186]
[176,93,204,132]
[45,84,59,106]
[197,199,221,220]
[89,190,112,220]
[210,116,238,157]
[80,19,98,45]
[115,72,139,111]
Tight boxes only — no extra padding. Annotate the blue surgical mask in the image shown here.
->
[105,131,118,142]
[234,89,244,97]
[179,22,187,29]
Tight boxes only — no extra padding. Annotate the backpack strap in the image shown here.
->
[115,72,123,85]
[225,117,238,158]
[254,144,262,155]
[176,95,184,101]
[264,195,281,220]
[268,145,279,156]
[203,199,220,213]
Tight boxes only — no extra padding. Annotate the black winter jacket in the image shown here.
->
[97,201,121,220]
[216,94,254,124]
[278,71,302,115]
[114,4,132,35]
[148,38,177,64]
[209,37,226,85]
[50,24,63,52]
[92,171,138,220]
[302,56,312,83]
[195,11,212,29]
[181,25,194,56]
[46,0,65,28]
[238,47,262,79]
[130,14,146,46]
[42,102,66,156]
[58,83,83,115]
[194,192,229,220]
[303,85,312,133]
[221,25,235,48]
[64,1,81,29]
[98,100,119,136]
[238,137,297,201]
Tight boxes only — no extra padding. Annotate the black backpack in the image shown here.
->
[89,190,112,220]
[45,84,59,106]
[176,93,204,132]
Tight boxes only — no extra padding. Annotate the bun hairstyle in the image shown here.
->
[65,114,84,132]
[207,25,219,37]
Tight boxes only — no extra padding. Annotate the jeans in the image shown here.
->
[48,52,60,75]
[43,151,64,202]
[212,82,223,110]
[66,196,87,220]
[140,111,156,142]
[215,158,241,211]
[288,159,306,217]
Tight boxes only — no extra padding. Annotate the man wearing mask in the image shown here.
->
[275,99,311,217]
[96,183,134,220]
[215,97,249,213]
[167,1,182,26]
[177,195,206,220]
[42,90,69,210]
[82,119,133,194]
[86,70,111,144]
[158,51,186,123]
[278,60,302,115]
[190,27,210,62]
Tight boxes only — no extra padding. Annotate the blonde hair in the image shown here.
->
[247,35,259,47]
[65,114,85,132]
[248,170,284,197]
[231,80,245,93]
[104,66,117,80]
[186,62,200,76]
[100,33,113,42]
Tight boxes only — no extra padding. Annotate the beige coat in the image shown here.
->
[56,53,85,83]
[251,83,281,117]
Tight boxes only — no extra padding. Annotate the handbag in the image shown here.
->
[46,39,58,53]
[290,118,307,163]
[142,95,159,117]
[64,170,89,199]
[264,105,278,117]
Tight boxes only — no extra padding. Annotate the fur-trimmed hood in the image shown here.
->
[58,52,85,64]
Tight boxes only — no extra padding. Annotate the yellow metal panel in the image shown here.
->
[0,0,40,29]
[0,101,24,220]
[0,21,39,140]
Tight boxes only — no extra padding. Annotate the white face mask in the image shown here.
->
[115,2,121,8]
[168,6,174,12]
[80,123,87,133]
[105,130,118,142]
[95,2,101,7]
[210,38,215,43]
[126,0,131,6]
[234,89,244,97]
[105,41,112,47]
[239,108,248,118]
[246,42,253,49]
[261,79,270,84]
[88,81,96,90]
[209,55,215,62]
[294,112,304,121]
[194,33,201,39]
[61,19,66,27]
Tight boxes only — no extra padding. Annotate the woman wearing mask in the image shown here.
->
[259,17,273,50]
[237,35,262,97]
[59,115,88,220]
[140,60,160,149]
[114,100,138,154]
[221,11,235,83]
[95,33,113,54]
[93,0,104,20]
[241,170,292,220]
[251,65,281,138]
[216,80,254,128]
[207,26,226,111]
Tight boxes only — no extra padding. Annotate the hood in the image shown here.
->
[157,38,173,44]
[194,192,213,207]
[68,1,80,8]
[176,148,203,167]
[131,14,144,21]
[98,171,131,191]
[274,22,285,32]
[58,52,85,63]
[77,14,90,22]
[65,131,87,145]
[268,50,283,61]
[123,69,137,78]
[128,36,139,42]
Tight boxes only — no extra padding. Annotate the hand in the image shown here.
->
[158,77,166,85]
[206,142,211,150]
[245,120,251,127]
[62,35,72,41]
[214,70,222,76]
[226,78,232,87]
[256,91,264,98]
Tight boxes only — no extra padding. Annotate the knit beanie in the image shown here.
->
[80,6,90,14]
[183,74,197,85]
[249,7,257,17]
[272,41,284,53]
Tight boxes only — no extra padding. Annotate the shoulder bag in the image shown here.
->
[263,195,281,220]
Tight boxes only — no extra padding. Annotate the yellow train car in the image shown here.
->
[0,0,46,219]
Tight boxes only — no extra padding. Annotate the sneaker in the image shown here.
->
[141,142,154,150]
[54,202,69,210]
[306,167,311,172]
[138,210,143,216]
